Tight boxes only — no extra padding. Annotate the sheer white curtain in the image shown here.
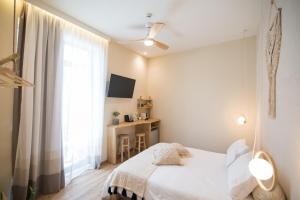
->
[61,22,108,184]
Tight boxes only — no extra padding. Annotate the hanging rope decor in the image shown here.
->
[266,1,282,119]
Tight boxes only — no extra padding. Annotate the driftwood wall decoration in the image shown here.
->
[266,2,282,119]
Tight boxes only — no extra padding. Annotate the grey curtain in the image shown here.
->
[12,0,26,173]
[12,4,65,199]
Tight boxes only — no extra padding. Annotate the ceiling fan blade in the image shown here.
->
[148,23,165,38]
[128,24,145,30]
[154,40,169,50]
[117,39,144,44]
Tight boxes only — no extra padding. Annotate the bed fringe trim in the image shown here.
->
[108,186,144,200]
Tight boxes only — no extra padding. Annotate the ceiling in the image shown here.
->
[31,0,261,57]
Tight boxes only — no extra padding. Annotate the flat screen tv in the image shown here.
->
[107,74,136,98]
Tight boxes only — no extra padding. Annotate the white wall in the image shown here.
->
[0,0,15,195]
[147,37,257,153]
[257,0,300,199]
[102,42,148,161]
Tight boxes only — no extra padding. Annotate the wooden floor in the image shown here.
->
[38,163,116,200]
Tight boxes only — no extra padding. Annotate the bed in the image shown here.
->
[102,144,254,200]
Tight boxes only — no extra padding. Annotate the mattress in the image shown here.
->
[144,147,231,200]
[103,146,254,200]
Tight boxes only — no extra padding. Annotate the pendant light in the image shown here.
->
[248,151,276,191]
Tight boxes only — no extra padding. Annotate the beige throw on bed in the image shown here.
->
[110,148,157,198]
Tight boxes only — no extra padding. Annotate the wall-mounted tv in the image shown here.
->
[107,74,136,98]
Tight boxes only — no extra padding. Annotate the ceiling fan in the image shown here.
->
[126,13,169,50]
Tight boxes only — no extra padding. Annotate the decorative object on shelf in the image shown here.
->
[112,111,120,125]
[140,112,147,120]
[132,113,138,121]
[266,0,282,119]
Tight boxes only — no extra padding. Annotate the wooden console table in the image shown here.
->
[107,118,160,164]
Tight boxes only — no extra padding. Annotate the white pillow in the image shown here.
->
[227,152,257,200]
[226,139,249,167]
[152,144,182,165]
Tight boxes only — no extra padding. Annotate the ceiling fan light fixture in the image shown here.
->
[144,39,154,46]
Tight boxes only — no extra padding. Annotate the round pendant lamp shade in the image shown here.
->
[249,151,276,191]
[249,158,273,180]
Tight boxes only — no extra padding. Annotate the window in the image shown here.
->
[62,32,107,184]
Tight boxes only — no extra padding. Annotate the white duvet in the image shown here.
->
[103,146,253,200]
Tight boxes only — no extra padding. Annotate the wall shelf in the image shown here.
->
[137,96,153,118]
